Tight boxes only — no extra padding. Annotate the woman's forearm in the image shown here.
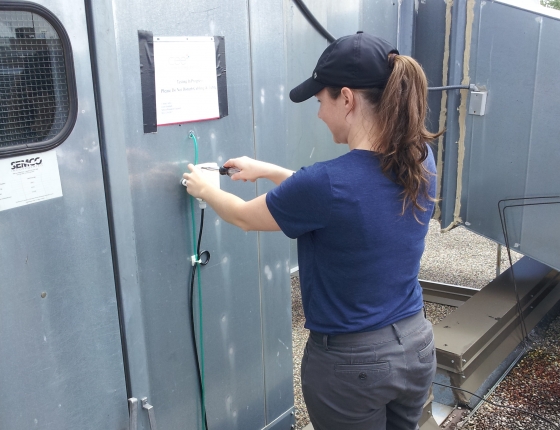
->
[184,164,280,232]
[200,187,279,232]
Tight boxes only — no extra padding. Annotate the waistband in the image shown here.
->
[309,310,426,348]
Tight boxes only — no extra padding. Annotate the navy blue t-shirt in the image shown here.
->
[266,147,436,335]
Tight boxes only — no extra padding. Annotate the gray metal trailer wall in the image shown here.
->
[0,1,129,428]
[5,1,559,429]
[459,1,560,271]
[417,0,560,272]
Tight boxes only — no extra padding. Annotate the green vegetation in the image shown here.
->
[541,0,560,10]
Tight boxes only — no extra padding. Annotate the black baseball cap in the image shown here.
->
[289,32,399,103]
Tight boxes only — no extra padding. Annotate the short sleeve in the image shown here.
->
[265,164,332,239]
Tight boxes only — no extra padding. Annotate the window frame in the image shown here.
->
[0,1,78,158]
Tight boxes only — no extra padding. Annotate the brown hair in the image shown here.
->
[327,54,442,220]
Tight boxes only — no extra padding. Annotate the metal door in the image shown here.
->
[417,0,560,271]
[0,1,129,429]
[87,0,295,429]
[458,0,560,271]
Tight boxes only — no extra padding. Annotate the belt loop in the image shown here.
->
[392,323,403,345]
[322,334,329,351]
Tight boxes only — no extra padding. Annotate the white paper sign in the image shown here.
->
[154,36,220,125]
[0,150,63,212]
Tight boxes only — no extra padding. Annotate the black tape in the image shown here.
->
[138,33,227,131]
[215,36,228,119]
[138,30,157,133]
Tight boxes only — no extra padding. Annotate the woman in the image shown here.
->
[183,32,440,430]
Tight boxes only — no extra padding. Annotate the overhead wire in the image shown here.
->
[498,197,560,345]
[292,0,336,43]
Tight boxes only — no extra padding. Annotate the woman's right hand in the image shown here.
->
[224,157,295,185]
[223,156,268,182]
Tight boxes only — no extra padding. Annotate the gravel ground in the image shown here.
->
[457,317,560,430]
[290,220,560,430]
[291,276,310,429]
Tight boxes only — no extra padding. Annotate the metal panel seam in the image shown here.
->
[83,0,152,410]
[448,0,475,230]
[83,0,131,398]
[524,18,544,207]
[247,0,269,423]
[433,0,452,222]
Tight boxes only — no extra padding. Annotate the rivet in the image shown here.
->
[451,360,454,363]
[41,292,47,298]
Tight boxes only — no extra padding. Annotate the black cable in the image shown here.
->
[189,207,209,430]
[292,0,336,44]
[498,197,560,346]
[428,84,481,92]
[428,85,470,91]
[499,203,529,343]
[432,382,560,429]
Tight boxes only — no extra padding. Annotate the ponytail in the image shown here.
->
[326,55,442,220]
[365,54,442,219]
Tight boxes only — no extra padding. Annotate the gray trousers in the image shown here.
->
[301,311,436,430]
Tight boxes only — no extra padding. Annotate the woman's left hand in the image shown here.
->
[182,164,211,199]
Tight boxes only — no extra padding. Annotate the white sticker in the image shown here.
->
[0,150,63,212]
[154,36,220,125]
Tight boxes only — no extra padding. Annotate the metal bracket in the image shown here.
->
[141,397,158,430]
[128,398,138,430]
[468,91,488,116]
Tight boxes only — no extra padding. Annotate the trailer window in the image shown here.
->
[0,4,76,157]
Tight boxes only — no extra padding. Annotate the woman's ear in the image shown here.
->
[341,87,353,103]
[341,87,355,114]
